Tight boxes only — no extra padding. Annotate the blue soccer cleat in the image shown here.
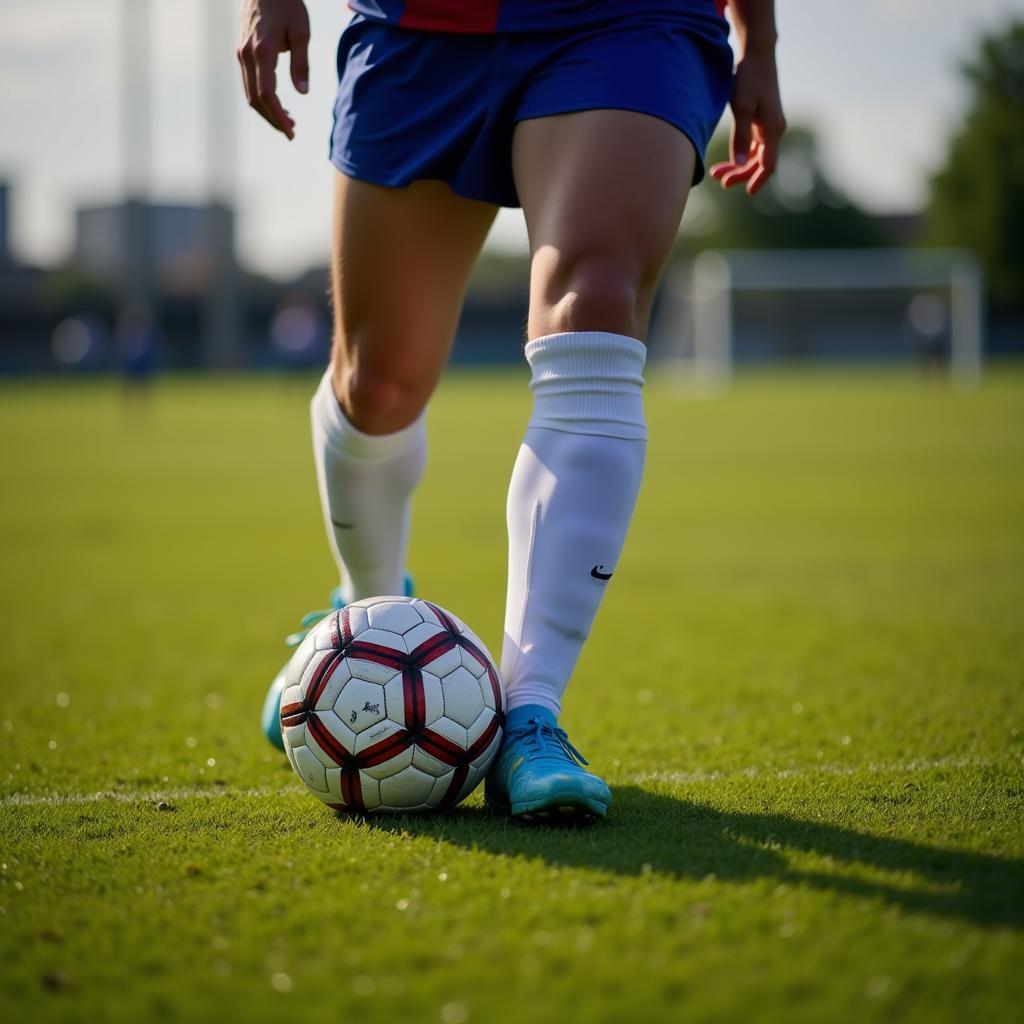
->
[261,574,414,751]
[484,705,612,821]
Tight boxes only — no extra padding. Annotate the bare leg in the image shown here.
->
[513,109,696,341]
[316,174,496,600]
[330,174,497,433]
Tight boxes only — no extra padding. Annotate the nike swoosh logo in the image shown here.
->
[591,565,613,580]
[331,518,354,529]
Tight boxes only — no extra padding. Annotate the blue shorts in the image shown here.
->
[329,12,733,207]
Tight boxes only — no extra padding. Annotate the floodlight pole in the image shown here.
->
[120,0,154,321]
[203,0,242,368]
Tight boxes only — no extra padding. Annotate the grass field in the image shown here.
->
[1,368,1022,1023]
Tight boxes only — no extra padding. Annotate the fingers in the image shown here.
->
[711,53,787,197]
[238,25,304,140]
[237,42,257,108]
[711,143,757,186]
[288,23,310,94]
[709,100,759,193]
[238,39,291,138]
[711,112,787,196]
[745,163,771,196]
[730,106,753,169]
[254,43,294,139]
[757,100,786,168]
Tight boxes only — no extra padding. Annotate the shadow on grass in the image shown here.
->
[362,785,1024,930]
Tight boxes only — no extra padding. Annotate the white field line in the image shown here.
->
[0,786,297,808]
[0,756,1013,809]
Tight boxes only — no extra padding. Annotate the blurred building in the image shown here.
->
[0,181,10,265]
[73,200,235,296]
[70,198,241,367]
[0,179,52,373]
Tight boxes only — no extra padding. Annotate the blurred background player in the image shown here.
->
[241,0,785,820]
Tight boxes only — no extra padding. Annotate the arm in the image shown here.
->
[710,0,787,195]
[237,0,311,140]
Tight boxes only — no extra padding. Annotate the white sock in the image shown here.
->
[502,332,647,717]
[310,368,426,602]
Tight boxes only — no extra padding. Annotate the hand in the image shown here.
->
[710,50,786,196]
[237,0,311,140]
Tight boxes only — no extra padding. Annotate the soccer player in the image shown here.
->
[239,0,784,819]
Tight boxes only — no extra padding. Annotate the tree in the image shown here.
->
[928,20,1024,308]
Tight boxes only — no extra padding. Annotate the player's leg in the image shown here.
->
[263,173,496,749]
[487,110,696,819]
[317,172,496,603]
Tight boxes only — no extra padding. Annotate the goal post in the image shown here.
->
[652,248,985,389]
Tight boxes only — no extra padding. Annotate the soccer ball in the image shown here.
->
[280,596,505,813]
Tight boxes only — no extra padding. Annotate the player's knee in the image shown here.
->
[334,358,424,435]
[530,248,653,339]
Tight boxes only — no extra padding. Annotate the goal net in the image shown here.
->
[651,248,984,389]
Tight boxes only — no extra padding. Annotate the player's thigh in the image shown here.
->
[512,110,696,340]
[331,173,496,429]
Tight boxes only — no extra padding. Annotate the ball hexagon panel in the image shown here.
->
[458,644,488,678]
[305,708,356,768]
[295,646,335,697]
[312,656,351,711]
[281,682,303,714]
[283,720,308,751]
[323,766,344,803]
[291,743,329,794]
[367,599,423,635]
[314,616,341,650]
[441,666,486,728]
[344,604,369,638]
[428,714,468,750]
[411,746,452,779]
[412,598,444,628]
[479,673,498,712]
[420,670,445,727]
[333,677,387,733]
[346,655,402,686]
[312,625,333,652]
[427,772,455,806]
[379,764,435,807]
[401,619,445,655]
[466,706,499,749]
[381,673,408,728]
[361,746,414,781]
[416,638,462,678]
[353,626,408,653]
[352,718,406,757]
[357,772,382,810]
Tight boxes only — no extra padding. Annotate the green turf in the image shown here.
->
[1,368,1022,1024]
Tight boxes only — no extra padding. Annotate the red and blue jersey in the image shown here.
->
[348,1,728,35]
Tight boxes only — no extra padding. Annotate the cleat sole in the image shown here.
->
[485,790,609,821]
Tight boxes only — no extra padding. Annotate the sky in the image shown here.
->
[0,0,1020,279]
